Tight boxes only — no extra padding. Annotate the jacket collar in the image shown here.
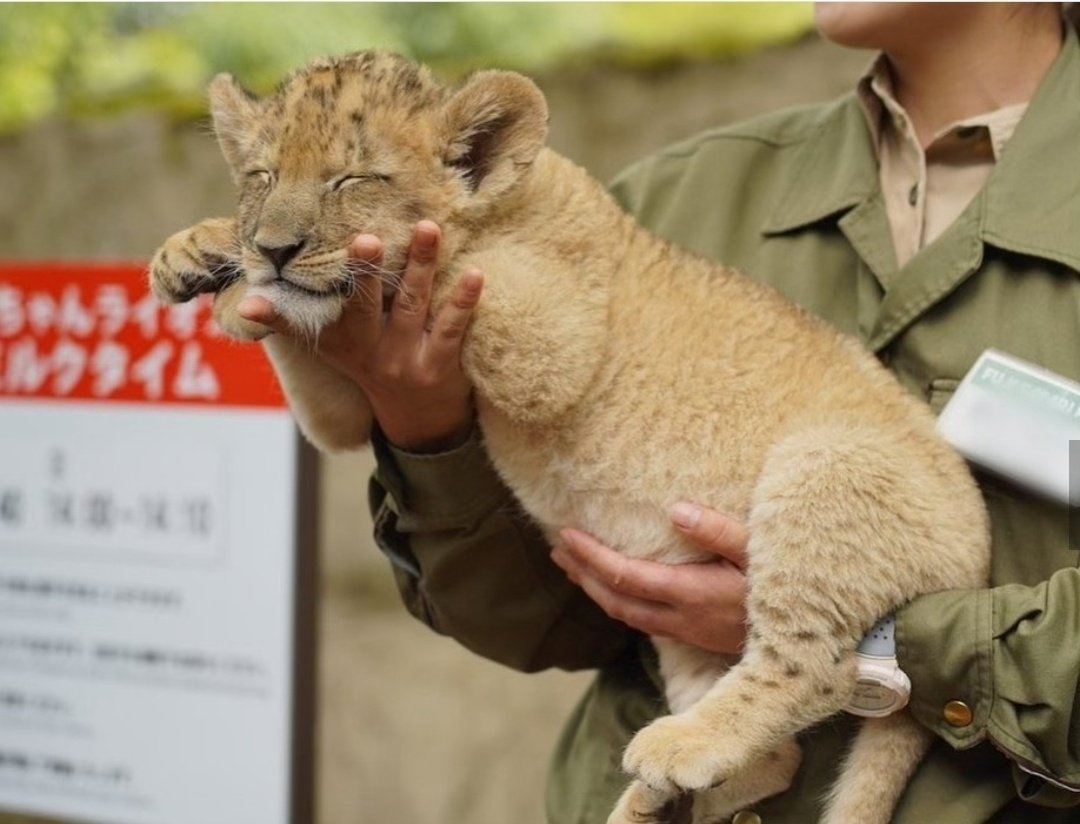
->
[761,96,879,236]
[763,24,1080,274]
[981,22,1080,271]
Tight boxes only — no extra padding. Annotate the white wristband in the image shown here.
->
[845,615,912,718]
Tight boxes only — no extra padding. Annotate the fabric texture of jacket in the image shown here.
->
[368,26,1080,824]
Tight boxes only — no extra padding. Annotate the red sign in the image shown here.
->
[0,263,286,408]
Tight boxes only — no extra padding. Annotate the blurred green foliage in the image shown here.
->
[0,2,814,134]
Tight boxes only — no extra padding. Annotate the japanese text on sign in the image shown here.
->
[0,263,284,408]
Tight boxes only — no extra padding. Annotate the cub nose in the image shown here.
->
[256,240,304,274]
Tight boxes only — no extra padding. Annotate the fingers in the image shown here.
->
[552,525,750,653]
[552,532,679,638]
[255,219,477,453]
[237,295,287,332]
[386,220,440,340]
[669,503,749,569]
[334,220,478,450]
[345,234,387,322]
[555,528,683,603]
[314,233,386,361]
[427,268,483,369]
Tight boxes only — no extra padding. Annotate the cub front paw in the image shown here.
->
[623,714,745,795]
[149,217,241,304]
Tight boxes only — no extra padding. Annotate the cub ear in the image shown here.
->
[441,70,549,205]
[208,73,261,179]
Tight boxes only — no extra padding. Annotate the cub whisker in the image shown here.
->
[342,258,408,304]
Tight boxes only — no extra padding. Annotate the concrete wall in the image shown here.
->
[0,33,867,824]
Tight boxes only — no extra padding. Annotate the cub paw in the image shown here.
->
[623,714,748,795]
[149,217,241,304]
[607,780,686,824]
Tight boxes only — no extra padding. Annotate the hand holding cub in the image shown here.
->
[554,504,750,655]
[239,221,484,453]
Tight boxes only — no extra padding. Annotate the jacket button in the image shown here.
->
[944,700,973,727]
[732,812,762,824]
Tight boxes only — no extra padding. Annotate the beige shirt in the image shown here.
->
[858,56,1028,269]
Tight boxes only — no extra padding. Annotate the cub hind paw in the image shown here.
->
[607,781,689,824]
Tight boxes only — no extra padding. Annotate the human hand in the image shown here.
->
[238,220,483,452]
[551,503,749,655]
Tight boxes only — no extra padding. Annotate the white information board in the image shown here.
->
[0,263,314,824]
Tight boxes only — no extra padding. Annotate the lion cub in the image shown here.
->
[150,52,989,824]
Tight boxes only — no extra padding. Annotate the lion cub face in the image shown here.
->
[210,51,548,333]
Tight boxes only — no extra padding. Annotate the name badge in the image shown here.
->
[937,350,1080,506]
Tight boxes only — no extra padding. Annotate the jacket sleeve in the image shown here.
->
[368,426,634,673]
[896,566,1080,807]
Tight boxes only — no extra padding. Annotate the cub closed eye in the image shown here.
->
[247,169,275,185]
[331,173,392,191]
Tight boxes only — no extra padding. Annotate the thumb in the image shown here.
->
[668,502,749,569]
[237,294,290,335]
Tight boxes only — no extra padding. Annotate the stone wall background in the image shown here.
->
[0,33,868,824]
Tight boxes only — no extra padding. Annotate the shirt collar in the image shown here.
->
[856,53,1026,162]
[765,24,1080,272]
[854,54,899,156]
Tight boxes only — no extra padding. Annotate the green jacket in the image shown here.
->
[369,27,1080,824]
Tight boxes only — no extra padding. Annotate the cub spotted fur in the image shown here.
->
[150,52,990,824]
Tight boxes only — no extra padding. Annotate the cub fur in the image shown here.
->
[150,52,990,824]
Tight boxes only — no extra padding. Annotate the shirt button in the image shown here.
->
[908,183,919,206]
[732,812,763,824]
[944,700,974,727]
